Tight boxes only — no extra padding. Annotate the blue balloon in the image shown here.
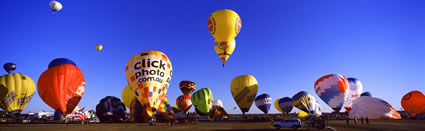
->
[95,96,126,122]
[3,63,16,73]
[361,92,372,96]
[48,58,77,68]
[254,93,272,114]
[276,97,293,114]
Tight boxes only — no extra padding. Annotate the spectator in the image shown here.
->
[354,117,358,125]
[346,116,349,126]
[361,117,364,125]
[366,117,369,125]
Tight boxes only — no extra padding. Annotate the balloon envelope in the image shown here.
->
[274,97,293,114]
[401,91,425,115]
[292,91,316,114]
[0,73,35,114]
[176,95,192,112]
[121,85,135,109]
[130,98,151,122]
[230,75,258,115]
[38,59,85,116]
[191,88,213,115]
[349,96,401,119]
[255,94,272,114]
[125,50,173,118]
[361,92,372,96]
[95,96,126,122]
[343,78,363,112]
[3,63,16,73]
[49,1,62,12]
[48,58,76,68]
[96,44,103,52]
[314,74,349,112]
[213,99,223,107]
[179,80,196,95]
[156,96,174,120]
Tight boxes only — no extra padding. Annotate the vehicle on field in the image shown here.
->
[272,118,301,129]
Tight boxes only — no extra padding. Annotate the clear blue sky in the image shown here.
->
[0,0,424,114]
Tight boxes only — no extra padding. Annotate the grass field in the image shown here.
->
[1,120,424,131]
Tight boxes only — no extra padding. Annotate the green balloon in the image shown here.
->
[191,88,213,115]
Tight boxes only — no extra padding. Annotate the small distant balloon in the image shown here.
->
[96,44,103,52]
[49,1,63,12]
[3,63,16,73]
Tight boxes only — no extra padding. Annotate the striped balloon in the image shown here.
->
[176,95,192,112]
[292,91,316,114]
[255,94,272,114]
[274,97,293,114]
[314,74,349,112]
[349,96,401,119]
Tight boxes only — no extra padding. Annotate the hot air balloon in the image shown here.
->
[0,73,35,116]
[125,50,173,119]
[343,78,363,112]
[210,106,228,120]
[213,99,223,108]
[191,88,213,115]
[96,44,103,52]
[274,97,293,114]
[313,101,322,116]
[156,96,174,120]
[361,92,371,96]
[95,96,126,122]
[49,1,62,12]
[292,91,316,114]
[349,96,401,119]
[179,80,196,95]
[176,95,192,112]
[401,91,425,115]
[230,75,258,115]
[69,106,87,121]
[314,74,349,112]
[121,85,135,109]
[255,94,272,114]
[3,63,16,73]
[38,58,85,116]
[208,9,242,66]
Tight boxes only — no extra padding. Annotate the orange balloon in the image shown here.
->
[38,64,85,116]
[176,95,192,112]
[401,91,425,115]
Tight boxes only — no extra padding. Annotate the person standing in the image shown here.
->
[361,117,364,125]
[366,117,369,125]
[346,116,349,126]
[354,117,358,125]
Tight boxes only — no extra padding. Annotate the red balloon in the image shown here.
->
[176,95,192,112]
[401,91,425,115]
[38,64,85,116]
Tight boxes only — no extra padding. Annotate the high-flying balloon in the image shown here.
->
[314,74,349,112]
[179,80,196,95]
[208,9,242,66]
[49,1,62,12]
[230,75,258,115]
[274,97,293,114]
[401,91,425,115]
[255,94,272,114]
[213,99,223,107]
[191,88,213,115]
[292,91,316,114]
[156,96,174,120]
[3,63,16,73]
[96,44,103,52]
[121,85,135,109]
[176,95,192,112]
[95,96,126,122]
[361,92,371,96]
[38,58,85,116]
[343,78,363,112]
[125,50,173,118]
[349,96,401,119]
[0,73,35,114]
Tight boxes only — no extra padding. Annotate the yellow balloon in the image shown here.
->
[298,111,309,118]
[230,75,258,115]
[0,73,36,114]
[208,9,241,66]
[121,85,135,109]
[96,44,103,52]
